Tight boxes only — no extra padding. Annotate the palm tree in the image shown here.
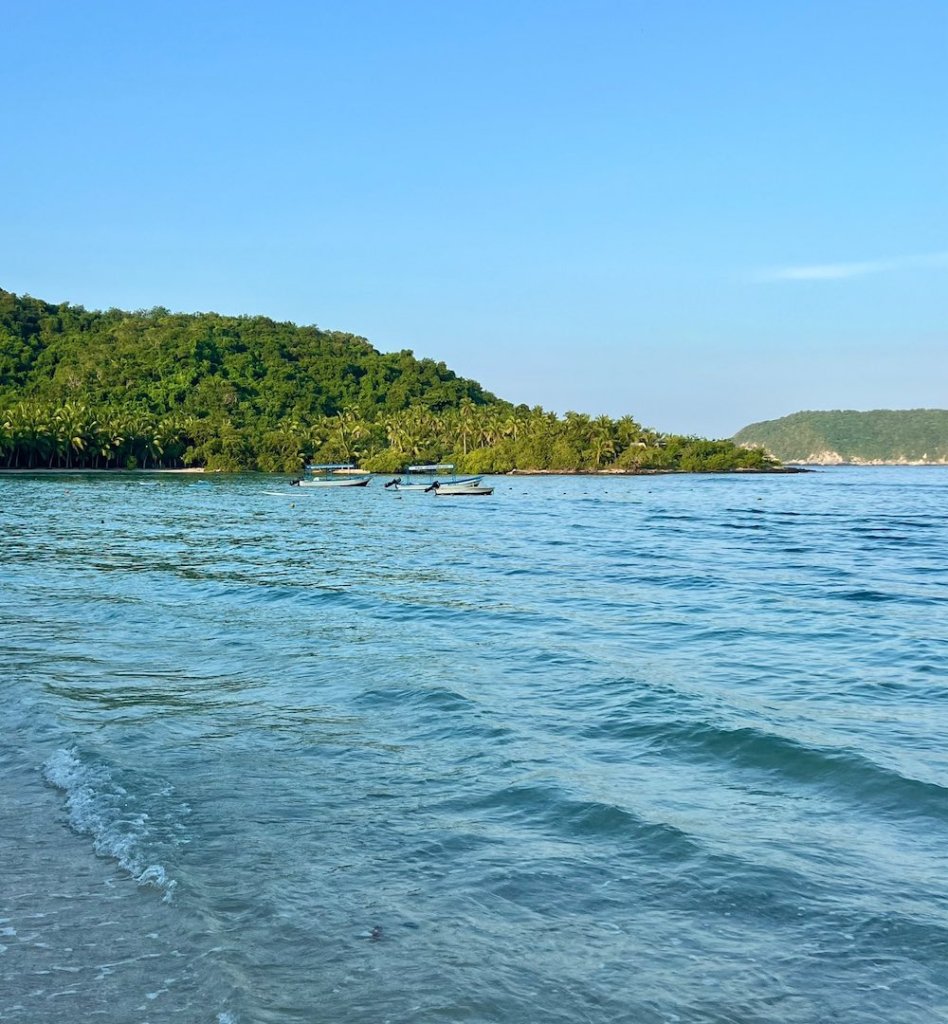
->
[0,414,11,467]
[382,412,409,455]
[400,407,434,459]
[502,413,522,441]
[154,417,187,468]
[264,418,305,472]
[328,408,368,462]
[54,401,97,469]
[614,414,643,452]
[97,415,126,469]
[11,402,53,468]
[589,415,617,467]
[457,398,476,456]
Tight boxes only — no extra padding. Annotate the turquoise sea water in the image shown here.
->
[1,468,946,1024]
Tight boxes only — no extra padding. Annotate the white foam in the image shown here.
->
[42,748,176,899]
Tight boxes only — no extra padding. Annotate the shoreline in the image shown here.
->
[0,466,808,476]
[784,460,948,468]
[0,467,206,474]
[6,464,943,475]
[506,466,809,475]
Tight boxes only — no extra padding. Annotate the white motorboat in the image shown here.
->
[290,464,371,488]
[432,480,494,496]
[383,464,482,492]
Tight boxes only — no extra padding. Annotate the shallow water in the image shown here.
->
[1,468,947,1023]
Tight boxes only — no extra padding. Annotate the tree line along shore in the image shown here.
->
[1,288,777,474]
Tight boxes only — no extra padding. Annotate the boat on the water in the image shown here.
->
[431,479,493,496]
[291,464,371,488]
[383,464,483,492]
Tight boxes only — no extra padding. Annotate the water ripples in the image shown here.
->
[1,468,947,1022]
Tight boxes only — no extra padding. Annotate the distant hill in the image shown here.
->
[733,410,948,464]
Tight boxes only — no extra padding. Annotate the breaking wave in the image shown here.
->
[42,747,177,901]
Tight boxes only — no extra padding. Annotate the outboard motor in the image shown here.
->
[384,478,401,488]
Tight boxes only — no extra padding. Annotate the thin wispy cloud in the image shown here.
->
[755,250,948,282]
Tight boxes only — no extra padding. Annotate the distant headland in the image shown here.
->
[733,410,948,466]
[1,287,779,474]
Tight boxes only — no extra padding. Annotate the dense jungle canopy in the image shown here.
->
[1,288,777,473]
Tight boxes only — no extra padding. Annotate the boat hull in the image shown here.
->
[390,475,482,492]
[434,484,493,496]
[296,477,370,487]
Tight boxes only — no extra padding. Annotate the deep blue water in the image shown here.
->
[1,468,947,1024]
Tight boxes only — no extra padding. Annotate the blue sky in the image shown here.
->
[2,0,945,437]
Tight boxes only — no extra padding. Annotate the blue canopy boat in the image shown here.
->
[383,464,483,492]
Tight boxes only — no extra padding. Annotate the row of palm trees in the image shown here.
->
[1,399,772,473]
[1,402,191,469]
[314,402,665,461]
[288,403,676,474]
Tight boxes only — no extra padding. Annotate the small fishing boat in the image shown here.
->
[431,479,493,496]
[290,464,371,488]
[383,464,482,492]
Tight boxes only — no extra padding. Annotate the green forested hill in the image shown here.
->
[0,289,496,422]
[0,287,777,473]
[733,410,948,463]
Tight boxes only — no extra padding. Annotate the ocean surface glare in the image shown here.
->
[1,468,947,1023]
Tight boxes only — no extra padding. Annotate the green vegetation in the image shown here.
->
[733,410,948,464]
[1,288,777,473]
